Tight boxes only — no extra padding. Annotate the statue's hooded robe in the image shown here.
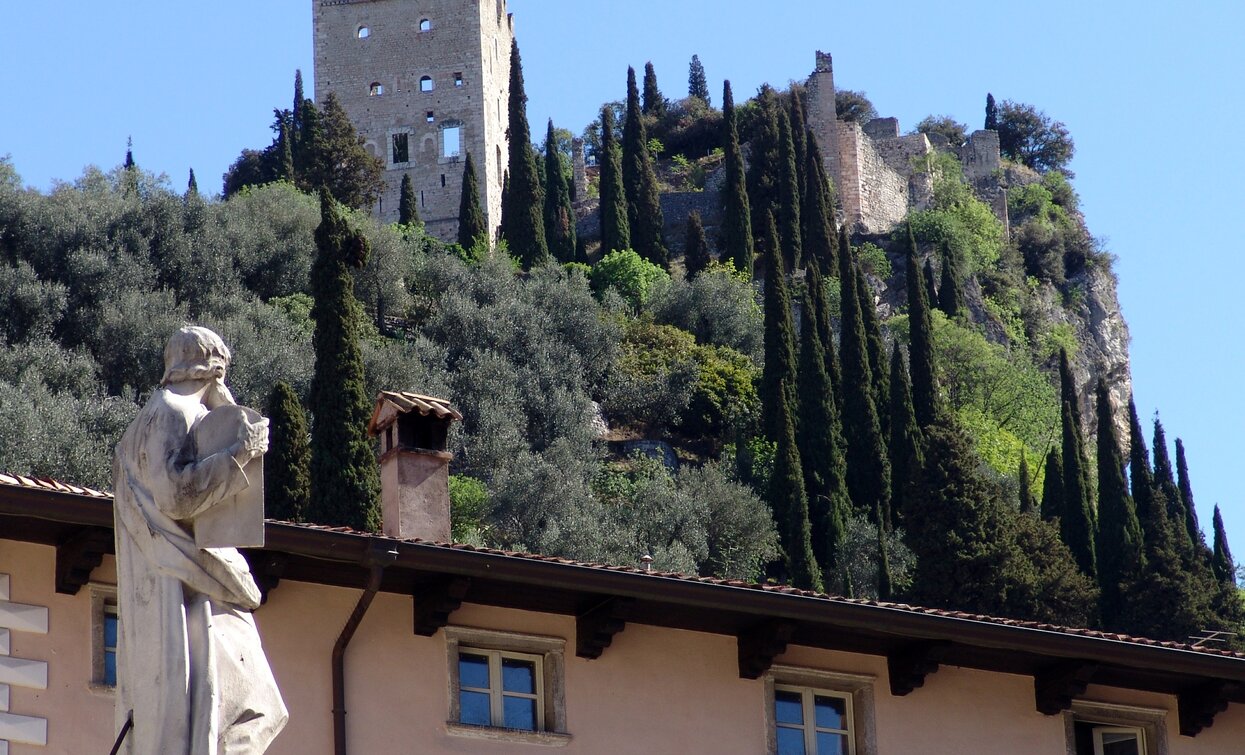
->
[113,381,287,754]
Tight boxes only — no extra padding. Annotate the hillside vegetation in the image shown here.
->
[0,54,1238,645]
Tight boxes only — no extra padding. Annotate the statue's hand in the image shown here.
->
[231,417,270,465]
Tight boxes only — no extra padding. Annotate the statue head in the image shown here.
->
[161,326,231,387]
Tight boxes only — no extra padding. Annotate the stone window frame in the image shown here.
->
[369,82,385,97]
[389,129,414,168]
[356,26,370,39]
[764,665,878,755]
[444,625,570,747]
[419,18,432,32]
[439,121,464,163]
[1062,700,1168,755]
[88,583,118,692]
[419,76,435,93]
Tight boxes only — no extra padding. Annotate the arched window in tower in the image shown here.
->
[419,18,432,32]
[420,76,434,93]
[370,82,385,96]
[357,26,370,39]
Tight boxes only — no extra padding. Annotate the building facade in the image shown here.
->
[313,0,512,241]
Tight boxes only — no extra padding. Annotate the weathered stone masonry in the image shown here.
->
[313,0,513,241]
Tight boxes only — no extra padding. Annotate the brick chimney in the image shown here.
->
[368,392,462,542]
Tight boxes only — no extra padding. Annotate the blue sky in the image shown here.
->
[3,1,1244,553]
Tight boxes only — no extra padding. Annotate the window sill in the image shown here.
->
[87,683,116,697]
[445,722,571,747]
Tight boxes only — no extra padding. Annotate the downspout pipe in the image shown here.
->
[333,540,399,755]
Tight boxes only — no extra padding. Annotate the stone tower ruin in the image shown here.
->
[313,0,514,241]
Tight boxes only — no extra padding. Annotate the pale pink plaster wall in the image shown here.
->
[6,543,1245,755]
[2,543,114,755]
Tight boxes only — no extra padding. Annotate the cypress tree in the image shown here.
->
[543,120,577,263]
[760,211,797,445]
[307,189,382,531]
[776,110,803,273]
[1041,447,1064,523]
[1018,450,1034,515]
[598,106,630,254]
[797,282,851,583]
[684,211,711,278]
[125,136,136,170]
[906,226,938,429]
[789,89,809,211]
[1128,398,1160,543]
[1060,398,1097,579]
[837,227,891,528]
[720,81,754,276]
[1094,380,1145,630]
[642,62,666,118]
[888,344,924,527]
[503,40,548,268]
[1212,506,1236,587]
[1152,418,1189,545]
[400,173,421,227]
[1175,439,1206,548]
[937,244,964,319]
[688,54,710,103]
[265,381,311,523]
[746,86,782,242]
[1059,349,1083,428]
[457,154,486,248]
[278,121,295,182]
[293,70,305,137]
[187,169,199,198]
[802,135,836,276]
[923,257,939,311]
[771,387,823,592]
[856,261,889,443]
[622,67,668,266]
[809,259,841,401]
[985,93,998,131]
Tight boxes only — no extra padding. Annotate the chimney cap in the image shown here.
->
[368,391,463,437]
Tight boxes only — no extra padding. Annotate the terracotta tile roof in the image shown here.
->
[0,472,112,499]
[2,470,1242,661]
[368,391,462,435]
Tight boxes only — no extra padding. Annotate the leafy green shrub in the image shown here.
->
[647,261,762,360]
[688,345,759,438]
[449,474,491,542]
[905,166,1004,274]
[854,242,892,279]
[591,249,670,309]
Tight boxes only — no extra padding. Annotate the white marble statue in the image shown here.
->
[113,326,288,754]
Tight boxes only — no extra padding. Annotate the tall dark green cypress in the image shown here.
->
[598,106,630,254]
[1128,398,1160,543]
[1175,439,1206,548]
[187,169,199,198]
[937,244,964,319]
[400,173,421,226]
[809,259,842,403]
[985,93,998,131]
[906,226,938,429]
[543,120,577,263]
[1060,397,1097,579]
[622,67,668,266]
[788,89,809,212]
[760,211,797,445]
[1059,349,1083,428]
[720,81,754,276]
[684,211,711,278]
[1152,419,1190,546]
[642,62,666,118]
[856,261,890,444]
[278,122,295,181]
[837,227,891,527]
[503,40,548,268]
[1018,450,1034,515]
[746,86,782,242]
[771,388,823,592]
[797,282,851,583]
[265,381,311,523]
[1212,506,1236,587]
[802,136,836,276]
[1041,447,1064,523]
[1094,380,1145,630]
[923,257,939,311]
[888,344,924,527]
[307,189,381,531]
[457,154,486,248]
[776,110,803,274]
